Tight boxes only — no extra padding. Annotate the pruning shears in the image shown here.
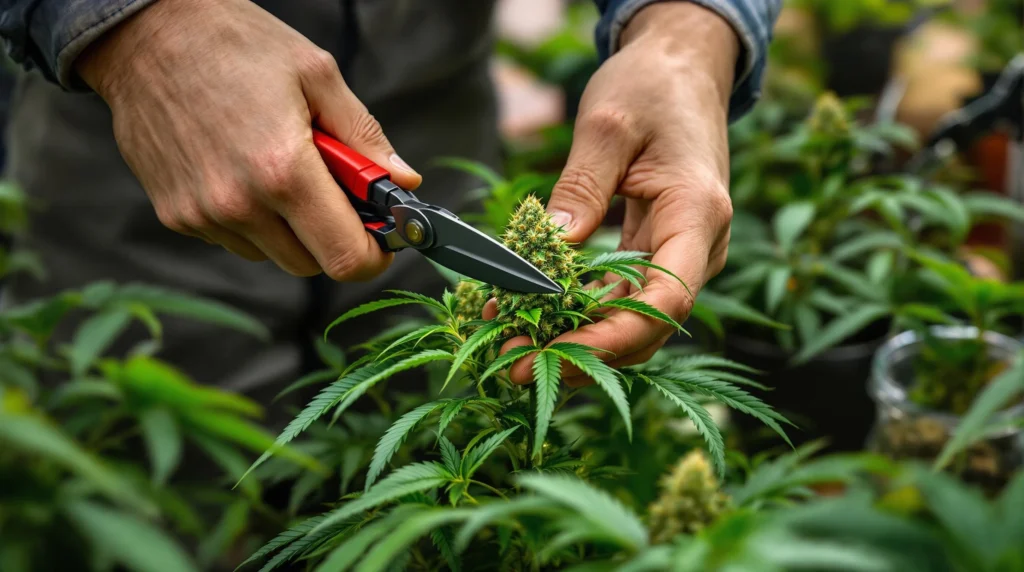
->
[312,129,562,294]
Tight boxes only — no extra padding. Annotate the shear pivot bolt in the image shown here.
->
[404,220,426,245]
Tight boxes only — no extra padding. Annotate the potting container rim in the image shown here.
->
[871,326,1024,427]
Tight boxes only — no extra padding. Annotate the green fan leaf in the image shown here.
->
[694,290,789,331]
[64,500,197,572]
[439,435,462,476]
[241,514,328,568]
[531,350,562,460]
[0,413,154,515]
[385,289,451,316]
[765,266,792,315]
[660,370,792,447]
[438,399,468,437]
[356,509,470,572]
[331,350,455,423]
[791,304,890,364]
[548,342,632,441]
[462,426,519,478]
[444,320,509,390]
[139,407,183,487]
[935,354,1024,470]
[69,306,134,376]
[517,473,648,551]
[596,297,683,332]
[112,283,268,340]
[963,192,1024,224]
[644,374,726,477]
[478,345,542,383]
[366,400,447,490]
[773,201,816,254]
[324,298,424,339]
[311,462,452,534]
[241,361,393,481]
[376,324,449,362]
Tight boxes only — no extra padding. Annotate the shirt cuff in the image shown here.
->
[595,0,780,122]
[34,0,160,90]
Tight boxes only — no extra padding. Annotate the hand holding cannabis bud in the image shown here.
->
[486,3,739,385]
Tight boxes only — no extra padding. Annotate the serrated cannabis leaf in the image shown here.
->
[311,462,452,534]
[366,400,448,490]
[791,304,890,364]
[597,297,684,331]
[547,343,632,441]
[643,375,726,477]
[517,473,648,551]
[444,320,508,390]
[531,351,561,460]
[462,426,519,478]
[324,298,422,339]
[479,345,542,383]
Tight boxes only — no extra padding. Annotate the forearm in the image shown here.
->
[0,0,158,89]
[618,3,739,108]
[594,0,782,120]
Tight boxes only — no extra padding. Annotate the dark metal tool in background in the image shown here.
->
[899,54,1024,279]
[311,129,562,295]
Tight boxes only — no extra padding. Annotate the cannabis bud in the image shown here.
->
[453,280,487,321]
[493,196,578,344]
[647,450,730,543]
[808,92,850,137]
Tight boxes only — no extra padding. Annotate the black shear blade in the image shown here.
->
[416,209,563,294]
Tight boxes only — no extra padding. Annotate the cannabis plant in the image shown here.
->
[0,183,310,571]
[720,92,1024,360]
[242,197,794,570]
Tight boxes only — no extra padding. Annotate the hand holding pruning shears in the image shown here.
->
[76,0,741,374]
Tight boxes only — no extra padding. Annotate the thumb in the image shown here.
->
[301,62,422,190]
[546,113,638,242]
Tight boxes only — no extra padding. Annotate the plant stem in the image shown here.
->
[469,479,509,500]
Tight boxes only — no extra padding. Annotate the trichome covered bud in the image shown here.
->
[808,92,850,137]
[493,196,578,344]
[453,280,487,321]
[647,450,730,543]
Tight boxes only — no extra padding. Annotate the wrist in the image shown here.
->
[619,2,740,105]
[76,0,196,102]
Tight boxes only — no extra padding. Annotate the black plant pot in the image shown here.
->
[821,24,905,97]
[724,330,887,454]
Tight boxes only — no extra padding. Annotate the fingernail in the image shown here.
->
[389,153,415,174]
[549,210,572,230]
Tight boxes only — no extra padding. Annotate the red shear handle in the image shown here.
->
[312,129,390,202]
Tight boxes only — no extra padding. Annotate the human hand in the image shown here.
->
[76,0,421,280]
[491,2,740,386]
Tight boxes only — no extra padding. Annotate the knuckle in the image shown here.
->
[553,167,607,212]
[248,144,304,201]
[322,245,372,281]
[155,206,189,235]
[579,106,635,141]
[348,112,389,149]
[297,48,341,80]
[207,189,256,226]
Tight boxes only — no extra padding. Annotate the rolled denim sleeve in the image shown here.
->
[594,0,782,121]
[0,0,159,89]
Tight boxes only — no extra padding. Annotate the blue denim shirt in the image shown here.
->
[0,0,779,120]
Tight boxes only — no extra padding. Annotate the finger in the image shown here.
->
[201,226,268,262]
[546,109,641,243]
[482,299,498,321]
[274,143,394,282]
[500,336,536,385]
[241,215,322,277]
[298,51,422,191]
